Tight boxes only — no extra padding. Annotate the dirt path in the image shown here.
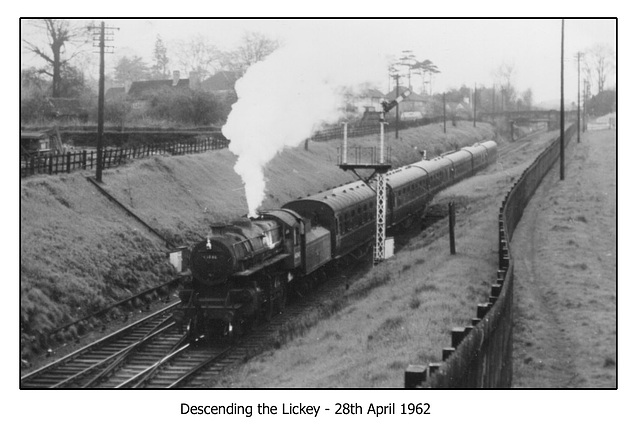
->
[510,129,616,387]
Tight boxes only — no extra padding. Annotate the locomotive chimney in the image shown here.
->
[210,223,227,235]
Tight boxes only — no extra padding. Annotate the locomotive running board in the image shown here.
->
[233,254,289,277]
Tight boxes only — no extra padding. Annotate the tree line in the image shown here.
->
[21,19,280,126]
[21,20,616,127]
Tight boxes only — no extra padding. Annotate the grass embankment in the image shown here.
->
[511,129,617,387]
[20,120,494,361]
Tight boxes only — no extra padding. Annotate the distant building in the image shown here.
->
[350,88,386,113]
[446,101,471,119]
[105,86,126,100]
[200,70,241,117]
[385,86,429,116]
[20,131,53,157]
[127,71,200,111]
[200,71,241,96]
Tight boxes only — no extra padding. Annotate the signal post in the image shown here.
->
[338,90,411,265]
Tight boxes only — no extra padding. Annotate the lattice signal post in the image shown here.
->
[338,90,411,264]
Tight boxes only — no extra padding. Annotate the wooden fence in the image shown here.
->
[20,136,229,178]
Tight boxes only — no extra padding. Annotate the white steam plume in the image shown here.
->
[222,32,389,218]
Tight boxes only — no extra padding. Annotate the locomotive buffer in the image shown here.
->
[338,90,411,264]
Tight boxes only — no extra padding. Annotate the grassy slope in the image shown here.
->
[510,129,617,387]
[20,121,494,359]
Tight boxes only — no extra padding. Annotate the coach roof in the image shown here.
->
[285,181,375,214]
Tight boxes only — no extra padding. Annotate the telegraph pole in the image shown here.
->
[576,52,582,143]
[443,93,446,134]
[89,21,118,182]
[492,85,496,113]
[473,84,477,127]
[560,19,565,181]
[583,79,589,133]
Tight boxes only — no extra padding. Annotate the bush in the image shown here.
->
[21,94,54,123]
[104,93,132,128]
[147,88,223,125]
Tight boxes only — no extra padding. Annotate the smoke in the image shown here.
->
[222,32,389,217]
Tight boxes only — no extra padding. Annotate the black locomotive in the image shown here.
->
[175,141,498,339]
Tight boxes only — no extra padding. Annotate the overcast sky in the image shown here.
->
[21,18,616,105]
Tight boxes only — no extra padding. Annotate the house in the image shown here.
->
[446,101,472,119]
[127,71,200,111]
[385,86,429,116]
[105,86,126,100]
[350,88,386,113]
[200,71,241,96]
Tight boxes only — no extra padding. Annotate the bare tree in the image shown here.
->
[174,34,220,78]
[521,88,534,110]
[237,32,279,69]
[585,44,615,93]
[493,62,517,110]
[22,19,89,97]
[220,32,280,73]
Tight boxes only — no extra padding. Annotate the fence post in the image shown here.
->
[48,154,53,175]
[442,347,455,361]
[66,152,71,173]
[449,202,456,255]
[404,365,427,388]
[82,150,87,170]
[451,327,466,348]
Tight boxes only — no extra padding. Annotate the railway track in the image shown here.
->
[20,302,180,388]
[19,286,327,388]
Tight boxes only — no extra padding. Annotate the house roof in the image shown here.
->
[359,88,385,98]
[128,79,190,98]
[385,87,428,102]
[201,71,241,92]
[106,87,125,99]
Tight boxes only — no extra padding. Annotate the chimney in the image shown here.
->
[188,71,200,91]
[172,70,180,86]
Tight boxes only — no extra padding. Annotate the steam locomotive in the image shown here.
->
[174,141,498,339]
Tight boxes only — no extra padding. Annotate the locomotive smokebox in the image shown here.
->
[190,239,236,285]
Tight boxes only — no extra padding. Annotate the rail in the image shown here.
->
[20,302,180,386]
[36,277,183,349]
